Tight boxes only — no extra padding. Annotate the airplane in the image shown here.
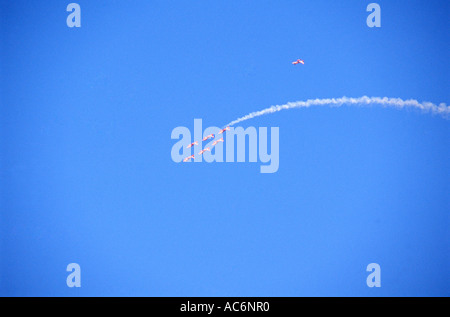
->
[212,138,224,146]
[186,141,198,148]
[202,134,215,141]
[292,59,305,65]
[183,154,195,162]
[198,148,211,155]
[218,127,230,134]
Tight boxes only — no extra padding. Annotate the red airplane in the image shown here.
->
[202,134,215,141]
[186,141,198,149]
[292,59,305,65]
[218,127,230,134]
[183,154,195,162]
[198,148,211,155]
[212,138,224,147]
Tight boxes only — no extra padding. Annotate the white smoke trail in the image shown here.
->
[225,96,449,127]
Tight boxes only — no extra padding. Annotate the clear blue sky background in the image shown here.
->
[1,0,449,296]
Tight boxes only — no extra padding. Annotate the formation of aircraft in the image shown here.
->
[183,128,229,162]
[292,59,305,65]
[183,58,304,163]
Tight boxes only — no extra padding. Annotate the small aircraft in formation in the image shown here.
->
[198,147,211,155]
[292,59,305,65]
[212,138,224,146]
[183,154,195,162]
[218,127,230,134]
[202,134,215,141]
[186,141,198,148]
[184,59,304,162]
[183,129,228,162]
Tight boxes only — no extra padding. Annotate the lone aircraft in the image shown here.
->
[292,59,305,65]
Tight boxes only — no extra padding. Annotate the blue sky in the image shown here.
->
[1,0,449,296]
